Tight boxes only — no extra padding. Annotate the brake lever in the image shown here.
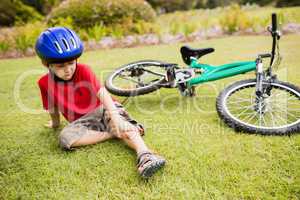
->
[267,26,281,40]
[258,53,272,59]
[276,30,281,40]
[267,26,272,33]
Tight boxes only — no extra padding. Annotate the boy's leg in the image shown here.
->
[122,131,150,154]
[105,103,166,177]
[71,130,115,147]
[109,119,166,178]
[59,124,115,149]
[59,105,115,150]
[122,130,166,178]
[59,104,143,149]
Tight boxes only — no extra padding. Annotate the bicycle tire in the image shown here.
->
[105,60,168,96]
[216,79,300,135]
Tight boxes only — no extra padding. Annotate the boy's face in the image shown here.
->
[49,60,76,81]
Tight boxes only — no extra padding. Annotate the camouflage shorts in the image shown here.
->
[59,102,144,150]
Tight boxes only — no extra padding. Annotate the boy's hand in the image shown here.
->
[98,87,139,139]
[110,116,139,139]
[44,120,60,129]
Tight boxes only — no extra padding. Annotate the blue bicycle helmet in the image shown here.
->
[35,27,84,64]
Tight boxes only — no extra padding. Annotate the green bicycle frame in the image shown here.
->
[187,57,257,86]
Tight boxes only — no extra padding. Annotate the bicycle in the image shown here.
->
[105,13,300,135]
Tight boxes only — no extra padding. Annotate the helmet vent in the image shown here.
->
[62,38,70,51]
[70,37,77,48]
[54,42,63,54]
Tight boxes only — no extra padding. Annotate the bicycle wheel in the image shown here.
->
[105,60,168,96]
[216,79,300,135]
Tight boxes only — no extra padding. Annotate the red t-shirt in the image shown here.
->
[38,63,102,122]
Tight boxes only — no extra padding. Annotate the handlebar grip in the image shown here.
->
[272,13,277,32]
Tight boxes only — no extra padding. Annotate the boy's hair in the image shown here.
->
[41,58,77,68]
[35,27,83,64]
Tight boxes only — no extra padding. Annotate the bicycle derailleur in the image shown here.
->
[166,67,196,97]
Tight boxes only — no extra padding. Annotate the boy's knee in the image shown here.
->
[59,131,73,150]
[120,131,140,140]
[59,126,86,150]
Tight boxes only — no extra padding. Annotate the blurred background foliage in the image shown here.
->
[146,0,300,13]
[0,0,299,54]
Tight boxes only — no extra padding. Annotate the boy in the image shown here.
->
[35,27,165,178]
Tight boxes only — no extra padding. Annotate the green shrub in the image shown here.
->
[14,22,47,52]
[130,20,161,35]
[21,0,62,14]
[0,0,43,26]
[0,41,10,53]
[205,0,246,8]
[169,21,181,35]
[108,25,125,38]
[147,0,199,13]
[219,4,252,33]
[47,16,74,30]
[0,28,15,52]
[14,1,43,25]
[168,19,198,36]
[77,30,89,41]
[0,0,16,26]
[277,11,287,25]
[15,35,33,52]
[276,0,300,7]
[182,22,198,36]
[86,23,108,41]
[48,0,156,29]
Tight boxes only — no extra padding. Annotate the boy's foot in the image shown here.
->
[137,152,166,178]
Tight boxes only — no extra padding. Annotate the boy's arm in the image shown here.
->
[38,81,60,128]
[98,87,118,116]
[97,87,137,138]
[46,106,60,129]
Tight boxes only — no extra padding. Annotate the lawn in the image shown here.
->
[0,34,299,199]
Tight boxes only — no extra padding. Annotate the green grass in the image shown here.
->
[0,35,300,199]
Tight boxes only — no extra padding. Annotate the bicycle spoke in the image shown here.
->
[272,104,299,121]
[226,99,253,104]
[107,60,170,96]
[269,110,276,127]
[237,112,257,120]
[261,112,267,126]
[245,112,258,124]
[287,108,300,112]
[228,104,254,112]
[235,104,255,118]
[223,81,300,130]
[272,110,289,125]
[118,75,143,85]
[141,68,165,77]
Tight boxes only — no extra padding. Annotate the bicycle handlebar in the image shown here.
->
[272,13,277,32]
[270,13,279,68]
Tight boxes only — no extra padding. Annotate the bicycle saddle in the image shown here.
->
[180,46,215,65]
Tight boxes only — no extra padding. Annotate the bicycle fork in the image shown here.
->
[255,57,264,97]
[255,54,273,96]
[255,54,274,115]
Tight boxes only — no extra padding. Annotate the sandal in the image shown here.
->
[137,123,145,136]
[137,152,166,178]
